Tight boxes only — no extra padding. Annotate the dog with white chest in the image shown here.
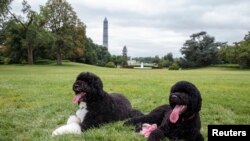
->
[52,72,143,136]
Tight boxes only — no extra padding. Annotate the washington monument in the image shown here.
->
[103,17,108,49]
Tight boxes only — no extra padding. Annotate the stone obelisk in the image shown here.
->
[103,17,108,49]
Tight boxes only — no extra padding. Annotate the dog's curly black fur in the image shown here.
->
[124,81,204,141]
[73,72,143,131]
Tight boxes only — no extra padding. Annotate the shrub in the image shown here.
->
[0,56,4,64]
[21,60,27,64]
[35,59,54,64]
[105,62,116,68]
[3,58,11,65]
[169,62,180,70]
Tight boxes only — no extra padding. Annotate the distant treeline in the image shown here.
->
[132,31,250,69]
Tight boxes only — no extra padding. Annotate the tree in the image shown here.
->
[96,45,111,66]
[0,0,13,28]
[164,53,173,62]
[236,32,250,68]
[111,55,127,66]
[180,31,222,67]
[160,53,174,67]
[2,21,27,64]
[4,0,40,64]
[82,38,97,64]
[0,0,12,14]
[1,0,54,64]
[82,38,111,66]
[153,55,160,65]
[218,44,237,64]
[68,20,86,62]
[2,18,54,64]
[218,32,250,68]
[41,0,82,65]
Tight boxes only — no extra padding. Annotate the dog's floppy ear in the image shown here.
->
[186,82,202,113]
[87,73,105,101]
[90,73,103,92]
[189,86,202,113]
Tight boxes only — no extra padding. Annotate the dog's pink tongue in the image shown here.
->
[169,105,186,123]
[72,92,85,104]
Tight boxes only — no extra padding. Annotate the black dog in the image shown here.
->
[124,81,204,141]
[52,72,143,136]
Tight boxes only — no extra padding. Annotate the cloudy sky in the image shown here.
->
[11,0,250,57]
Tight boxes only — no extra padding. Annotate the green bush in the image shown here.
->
[3,57,11,65]
[35,59,54,64]
[21,60,27,64]
[105,62,116,68]
[0,56,4,64]
[169,62,180,70]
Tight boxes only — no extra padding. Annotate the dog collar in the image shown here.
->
[182,113,196,121]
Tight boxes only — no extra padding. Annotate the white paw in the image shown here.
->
[67,115,80,124]
[52,123,81,136]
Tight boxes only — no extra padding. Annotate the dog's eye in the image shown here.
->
[74,85,78,89]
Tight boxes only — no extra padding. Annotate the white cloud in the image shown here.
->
[73,0,187,16]
[201,3,250,29]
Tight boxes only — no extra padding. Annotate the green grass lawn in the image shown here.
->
[0,62,249,141]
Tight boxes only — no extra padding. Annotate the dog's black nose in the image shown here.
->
[170,95,178,102]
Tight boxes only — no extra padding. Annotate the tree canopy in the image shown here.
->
[219,32,250,68]
[41,0,83,65]
[180,31,223,67]
[0,0,111,66]
[0,0,13,27]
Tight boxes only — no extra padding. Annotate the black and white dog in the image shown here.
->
[52,72,143,136]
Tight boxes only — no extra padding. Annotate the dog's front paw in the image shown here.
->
[52,126,69,136]
[52,128,62,136]
[135,122,143,132]
[67,115,80,124]
[52,123,82,136]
